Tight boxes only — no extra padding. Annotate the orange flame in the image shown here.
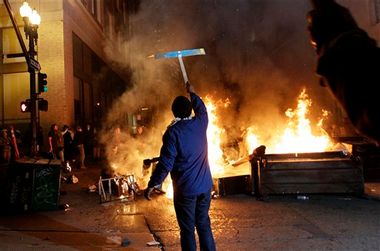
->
[269,89,332,153]
[244,127,260,154]
[166,89,333,199]
[164,176,173,199]
[205,96,230,175]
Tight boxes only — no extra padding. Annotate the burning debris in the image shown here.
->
[99,87,352,199]
[98,174,140,203]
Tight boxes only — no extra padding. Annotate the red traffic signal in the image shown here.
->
[20,99,31,112]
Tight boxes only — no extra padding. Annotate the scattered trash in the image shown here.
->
[88,184,97,192]
[121,237,131,247]
[106,236,122,245]
[153,186,166,195]
[66,174,79,184]
[146,240,161,247]
[62,162,72,173]
[98,174,140,203]
[338,197,352,201]
[211,190,219,199]
[58,203,70,211]
[297,195,309,200]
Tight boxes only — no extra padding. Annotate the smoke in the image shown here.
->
[100,0,335,177]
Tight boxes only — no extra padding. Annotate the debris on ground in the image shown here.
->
[121,237,131,247]
[106,236,122,245]
[146,240,161,247]
[88,184,97,192]
[58,203,70,211]
[66,174,79,184]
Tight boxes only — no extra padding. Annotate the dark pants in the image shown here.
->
[174,190,216,251]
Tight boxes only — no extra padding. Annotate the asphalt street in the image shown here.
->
[0,164,380,250]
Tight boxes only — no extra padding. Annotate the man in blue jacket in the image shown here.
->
[144,82,216,251]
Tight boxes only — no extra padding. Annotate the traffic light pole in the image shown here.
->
[30,69,38,156]
[4,0,38,156]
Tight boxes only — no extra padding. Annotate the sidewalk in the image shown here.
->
[0,162,161,251]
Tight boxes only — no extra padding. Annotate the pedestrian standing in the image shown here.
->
[144,82,216,251]
[84,123,94,161]
[63,125,74,164]
[48,124,64,163]
[9,125,20,160]
[73,125,86,169]
[0,129,12,164]
[93,126,101,161]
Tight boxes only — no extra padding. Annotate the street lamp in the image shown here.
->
[20,2,40,57]
[19,1,41,156]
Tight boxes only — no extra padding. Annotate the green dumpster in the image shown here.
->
[7,158,61,212]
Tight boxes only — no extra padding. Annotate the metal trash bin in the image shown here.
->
[250,151,364,196]
[7,158,61,212]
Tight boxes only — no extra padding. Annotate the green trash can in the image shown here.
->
[7,158,61,212]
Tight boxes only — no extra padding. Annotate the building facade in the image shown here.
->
[1,0,380,154]
[0,0,132,151]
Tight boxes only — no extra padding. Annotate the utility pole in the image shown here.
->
[4,0,41,156]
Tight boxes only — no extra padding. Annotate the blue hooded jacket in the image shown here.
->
[148,92,213,196]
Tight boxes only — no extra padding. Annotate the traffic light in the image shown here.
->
[20,99,31,112]
[38,72,48,93]
[38,98,48,111]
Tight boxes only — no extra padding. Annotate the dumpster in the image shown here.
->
[250,151,364,197]
[7,158,61,212]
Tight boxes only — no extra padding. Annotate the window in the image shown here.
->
[2,28,26,64]
[2,73,30,121]
[81,0,102,25]
[91,0,97,16]
[74,77,83,124]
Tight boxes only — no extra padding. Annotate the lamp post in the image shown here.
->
[19,1,41,156]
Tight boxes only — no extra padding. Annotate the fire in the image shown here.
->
[163,89,333,199]
[244,127,260,154]
[205,88,333,171]
[110,88,334,200]
[164,176,173,199]
[269,89,332,153]
[205,96,229,175]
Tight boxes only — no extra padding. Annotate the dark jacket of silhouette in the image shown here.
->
[307,0,380,145]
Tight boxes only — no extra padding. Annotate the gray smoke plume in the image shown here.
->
[101,0,337,177]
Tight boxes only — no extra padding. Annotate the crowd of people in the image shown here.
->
[47,123,101,169]
[0,123,101,169]
[0,126,20,164]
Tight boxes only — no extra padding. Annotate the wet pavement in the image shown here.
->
[0,164,160,251]
[144,191,380,251]
[0,163,380,250]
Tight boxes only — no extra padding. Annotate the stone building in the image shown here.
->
[0,0,134,151]
[0,0,380,154]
